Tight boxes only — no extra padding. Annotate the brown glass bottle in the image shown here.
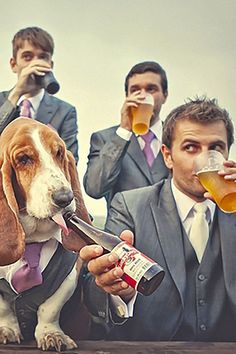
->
[63,211,164,296]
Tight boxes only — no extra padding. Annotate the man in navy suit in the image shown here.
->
[83,61,169,210]
[0,26,78,162]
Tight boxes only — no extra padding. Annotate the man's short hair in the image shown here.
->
[162,96,234,149]
[12,27,54,58]
[124,61,168,96]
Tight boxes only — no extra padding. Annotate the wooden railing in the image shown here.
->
[1,341,236,354]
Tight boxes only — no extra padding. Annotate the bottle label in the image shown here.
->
[112,241,155,290]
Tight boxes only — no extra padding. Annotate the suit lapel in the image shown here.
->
[36,92,57,125]
[151,179,186,304]
[150,151,168,182]
[127,135,153,183]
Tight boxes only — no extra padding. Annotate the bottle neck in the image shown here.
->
[63,212,121,251]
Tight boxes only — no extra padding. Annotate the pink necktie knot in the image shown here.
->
[142,130,155,143]
[20,99,32,118]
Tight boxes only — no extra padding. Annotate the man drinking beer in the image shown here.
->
[81,96,236,342]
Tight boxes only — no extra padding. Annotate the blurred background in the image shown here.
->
[1,0,236,225]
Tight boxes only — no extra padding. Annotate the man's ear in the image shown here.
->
[10,57,17,73]
[161,144,173,170]
[162,91,168,105]
[51,60,54,69]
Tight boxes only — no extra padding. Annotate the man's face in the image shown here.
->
[10,40,53,75]
[162,119,229,202]
[127,71,167,124]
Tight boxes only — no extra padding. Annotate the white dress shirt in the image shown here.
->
[18,89,45,119]
[171,179,215,236]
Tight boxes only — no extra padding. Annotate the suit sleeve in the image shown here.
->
[83,132,130,199]
[0,98,18,134]
[59,106,79,163]
[83,192,134,335]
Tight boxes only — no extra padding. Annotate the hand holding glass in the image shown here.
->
[131,94,154,135]
[194,150,236,213]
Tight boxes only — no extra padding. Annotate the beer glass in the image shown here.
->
[193,150,236,213]
[131,94,154,135]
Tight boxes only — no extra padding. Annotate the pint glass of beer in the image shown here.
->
[194,150,236,213]
[131,94,154,135]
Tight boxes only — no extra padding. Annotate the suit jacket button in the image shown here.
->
[200,324,207,331]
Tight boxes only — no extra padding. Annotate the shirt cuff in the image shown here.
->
[116,126,132,141]
[110,292,138,318]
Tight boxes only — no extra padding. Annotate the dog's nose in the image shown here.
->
[52,188,74,208]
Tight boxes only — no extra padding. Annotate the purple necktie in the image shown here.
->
[12,243,44,293]
[20,99,32,118]
[142,130,156,167]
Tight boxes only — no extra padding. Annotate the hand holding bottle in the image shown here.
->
[63,211,164,296]
[80,230,136,303]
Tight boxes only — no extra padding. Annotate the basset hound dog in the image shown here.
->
[0,117,91,351]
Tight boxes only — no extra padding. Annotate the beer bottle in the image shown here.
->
[63,211,165,296]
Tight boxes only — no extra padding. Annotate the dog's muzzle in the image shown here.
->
[52,187,74,208]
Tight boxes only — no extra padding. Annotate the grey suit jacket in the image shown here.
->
[83,178,236,340]
[83,125,169,209]
[0,91,78,162]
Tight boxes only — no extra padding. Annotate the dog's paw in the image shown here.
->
[0,326,22,344]
[36,331,77,351]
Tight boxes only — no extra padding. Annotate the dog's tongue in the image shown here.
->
[52,213,69,236]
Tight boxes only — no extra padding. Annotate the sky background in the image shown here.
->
[1,0,236,217]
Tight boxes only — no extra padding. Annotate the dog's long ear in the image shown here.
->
[62,151,92,252]
[0,155,25,265]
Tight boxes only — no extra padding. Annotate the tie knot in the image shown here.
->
[20,99,32,118]
[142,130,155,144]
[22,99,31,107]
[24,242,44,268]
[193,203,208,214]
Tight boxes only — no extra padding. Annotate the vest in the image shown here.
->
[174,213,236,341]
[0,244,78,340]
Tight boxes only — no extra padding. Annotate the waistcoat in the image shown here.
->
[174,214,236,341]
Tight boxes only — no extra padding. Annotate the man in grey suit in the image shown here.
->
[83,61,169,210]
[80,97,236,341]
[0,26,78,162]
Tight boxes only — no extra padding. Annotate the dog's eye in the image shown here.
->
[18,154,31,165]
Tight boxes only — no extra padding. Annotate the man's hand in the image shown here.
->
[120,91,147,131]
[8,59,51,105]
[204,160,236,200]
[80,230,136,303]
[218,160,236,181]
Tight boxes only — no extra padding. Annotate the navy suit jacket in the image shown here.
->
[0,91,78,162]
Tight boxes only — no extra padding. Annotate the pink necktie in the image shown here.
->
[142,130,156,167]
[20,99,32,118]
[12,243,44,292]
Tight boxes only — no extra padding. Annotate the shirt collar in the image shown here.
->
[149,119,162,141]
[17,89,45,112]
[171,178,216,223]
